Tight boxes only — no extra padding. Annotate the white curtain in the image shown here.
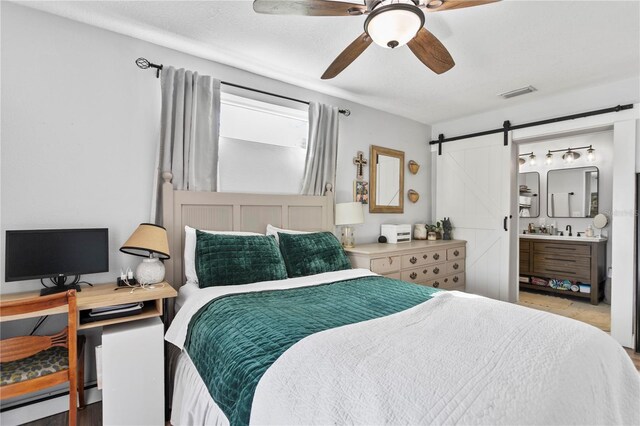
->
[300,102,340,195]
[151,66,221,224]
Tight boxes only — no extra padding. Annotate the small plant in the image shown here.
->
[426,221,442,233]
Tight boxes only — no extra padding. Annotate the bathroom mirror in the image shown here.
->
[369,145,404,213]
[518,172,540,218]
[547,166,599,218]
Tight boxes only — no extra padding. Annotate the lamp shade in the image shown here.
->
[335,202,365,226]
[120,223,170,259]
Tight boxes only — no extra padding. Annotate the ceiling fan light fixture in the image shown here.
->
[365,3,425,49]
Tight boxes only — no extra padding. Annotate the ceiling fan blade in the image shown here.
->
[253,0,367,16]
[321,33,372,79]
[426,0,499,13]
[407,27,455,74]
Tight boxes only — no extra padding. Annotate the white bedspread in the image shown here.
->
[168,275,640,425]
[252,291,640,425]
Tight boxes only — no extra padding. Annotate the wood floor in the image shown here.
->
[517,290,611,331]
[22,402,102,426]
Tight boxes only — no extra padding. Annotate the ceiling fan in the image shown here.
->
[253,0,499,79]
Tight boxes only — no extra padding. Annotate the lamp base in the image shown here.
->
[135,258,165,285]
[341,226,355,248]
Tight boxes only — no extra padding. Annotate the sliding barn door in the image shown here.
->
[435,133,516,301]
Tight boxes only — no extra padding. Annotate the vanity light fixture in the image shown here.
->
[562,149,580,164]
[545,151,553,165]
[528,153,537,166]
[518,152,536,167]
[541,145,596,165]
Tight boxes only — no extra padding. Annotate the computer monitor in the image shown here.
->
[5,228,109,295]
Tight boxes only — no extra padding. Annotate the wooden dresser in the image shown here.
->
[345,240,467,291]
[519,237,607,305]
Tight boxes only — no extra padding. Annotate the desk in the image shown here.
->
[1,282,177,424]
[1,282,177,329]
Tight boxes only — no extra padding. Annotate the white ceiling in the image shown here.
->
[17,0,640,124]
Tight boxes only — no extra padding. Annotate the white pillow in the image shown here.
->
[184,226,262,284]
[266,224,313,243]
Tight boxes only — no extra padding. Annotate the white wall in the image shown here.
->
[430,77,639,138]
[1,1,431,297]
[517,131,614,234]
[0,3,430,415]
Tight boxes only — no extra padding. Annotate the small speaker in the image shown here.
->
[378,235,387,243]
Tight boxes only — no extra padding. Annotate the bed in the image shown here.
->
[160,173,640,425]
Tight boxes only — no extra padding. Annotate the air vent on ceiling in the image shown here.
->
[498,85,537,99]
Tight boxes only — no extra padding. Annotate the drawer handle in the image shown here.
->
[444,278,448,283]
[410,272,418,280]
[433,267,440,274]
[423,269,428,274]
[453,276,459,283]
[433,281,440,288]
[433,253,440,260]
[423,254,428,259]
[410,256,417,264]
[453,250,460,256]
[388,257,394,264]
[453,263,459,270]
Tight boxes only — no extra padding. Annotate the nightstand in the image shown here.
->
[344,240,467,291]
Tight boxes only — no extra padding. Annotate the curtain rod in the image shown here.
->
[135,57,351,117]
[428,104,633,155]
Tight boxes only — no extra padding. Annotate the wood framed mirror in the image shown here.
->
[369,145,405,213]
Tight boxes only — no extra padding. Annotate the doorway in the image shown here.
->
[515,130,613,331]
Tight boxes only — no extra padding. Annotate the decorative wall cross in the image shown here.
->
[353,151,368,181]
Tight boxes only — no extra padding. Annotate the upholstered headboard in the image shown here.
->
[161,173,335,290]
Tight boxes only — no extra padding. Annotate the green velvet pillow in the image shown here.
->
[195,231,287,288]
[278,232,352,278]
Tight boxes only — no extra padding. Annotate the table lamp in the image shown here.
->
[335,202,365,248]
[120,223,170,285]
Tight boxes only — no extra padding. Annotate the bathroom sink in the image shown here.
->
[519,234,607,242]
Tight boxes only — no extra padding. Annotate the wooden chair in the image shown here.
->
[0,290,86,425]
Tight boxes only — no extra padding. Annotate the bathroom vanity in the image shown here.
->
[519,234,607,305]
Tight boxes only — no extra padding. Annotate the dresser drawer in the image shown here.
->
[426,273,464,290]
[402,250,445,269]
[447,246,465,261]
[520,256,531,274]
[401,267,429,284]
[370,256,401,274]
[533,254,590,269]
[532,263,591,282]
[446,259,465,275]
[533,242,590,256]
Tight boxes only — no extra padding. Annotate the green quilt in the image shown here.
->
[184,276,440,426]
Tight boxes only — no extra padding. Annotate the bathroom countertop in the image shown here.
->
[519,234,607,242]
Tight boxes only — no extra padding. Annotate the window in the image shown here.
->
[218,92,308,194]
